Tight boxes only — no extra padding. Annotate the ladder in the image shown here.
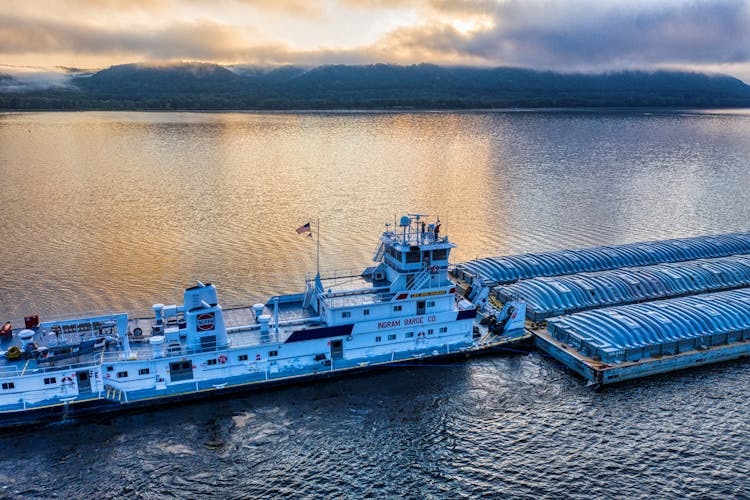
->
[373,240,385,262]
[406,267,431,290]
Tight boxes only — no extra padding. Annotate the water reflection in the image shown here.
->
[0,110,749,319]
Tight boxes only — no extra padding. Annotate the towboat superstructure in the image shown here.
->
[0,215,528,428]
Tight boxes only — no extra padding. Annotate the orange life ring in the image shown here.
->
[218,354,228,364]
[61,376,73,384]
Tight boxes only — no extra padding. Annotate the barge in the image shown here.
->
[0,215,529,428]
[455,233,750,386]
[534,288,750,386]
[495,255,750,322]
[454,233,750,285]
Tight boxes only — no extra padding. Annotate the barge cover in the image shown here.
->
[496,255,750,321]
[535,288,750,385]
[455,233,750,285]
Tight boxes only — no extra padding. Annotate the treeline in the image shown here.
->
[2,63,749,110]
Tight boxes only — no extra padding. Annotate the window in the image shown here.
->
[387,334,396,340]
[139,368,150,375]
[238,354,248,361]
[375,336,382,342]
[106,366,113,372]
[207,359,218,366]
[427,301,435,307]
[439,327,448,333]
[269,350,278,357]
[363,309,370,316]
[1,382,14,390]
[393,305,402,312]
[427,329,434,335]
[342,311,351,318]
[406,248,421,263]
[44,377,57,385]
[432,249,447,260]
[405,332,414,338]
[117,371,128,378]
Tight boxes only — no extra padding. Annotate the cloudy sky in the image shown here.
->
[1,0,749,81]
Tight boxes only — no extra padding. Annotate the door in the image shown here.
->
[169,360,194,382]
[77,370,91,393]
[330,340,343,361]
[417,300,426,315]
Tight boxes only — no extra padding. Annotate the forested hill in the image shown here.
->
[2,62,750,109]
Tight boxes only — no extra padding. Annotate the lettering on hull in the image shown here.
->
[378,315,436,329]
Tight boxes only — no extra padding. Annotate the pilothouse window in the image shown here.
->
[432,249,447,261]
[406,247,421,263]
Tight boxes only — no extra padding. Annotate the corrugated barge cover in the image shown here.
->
[497,255,750,321]
[456,233,750,284]
[547,288,750,364]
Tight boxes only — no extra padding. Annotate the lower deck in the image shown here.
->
[0,327,532,426]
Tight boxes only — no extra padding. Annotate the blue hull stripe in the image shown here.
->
[285,324,354,343]
[456,309,477,320]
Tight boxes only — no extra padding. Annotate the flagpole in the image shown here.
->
[316,217,320,276]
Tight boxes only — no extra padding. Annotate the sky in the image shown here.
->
[1,0,749,82]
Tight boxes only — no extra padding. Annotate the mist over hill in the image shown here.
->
[1,62,749,109]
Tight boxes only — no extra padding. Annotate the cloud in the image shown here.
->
[0,15,256,60]
[0,64,76,92]
[0,0,748,81]
[372,0,750,71]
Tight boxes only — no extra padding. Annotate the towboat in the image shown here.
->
[0,214,529,428]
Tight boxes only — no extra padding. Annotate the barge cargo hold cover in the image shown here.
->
[496,255,750,321]
[454,233,750,285]
[534,288,750,385]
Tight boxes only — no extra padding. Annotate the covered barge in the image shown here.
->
[454,233,750,285]
[496,255,750,322]
[453,232,750,385]
[534,288,750,385]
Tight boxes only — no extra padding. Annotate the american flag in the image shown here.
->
[296,222,312,235]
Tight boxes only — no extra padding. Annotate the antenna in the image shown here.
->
[407,213,430,222]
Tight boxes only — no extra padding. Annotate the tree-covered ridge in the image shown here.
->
[2,63,749,109]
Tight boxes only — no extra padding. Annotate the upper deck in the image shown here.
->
[0,214,465,378]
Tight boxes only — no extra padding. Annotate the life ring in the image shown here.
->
[40,350,48,359]
[5,346,21,360]
[218,354,228,364]
[256,354,261,361]
[418,331,425,337]
[61,376,74,384]
[429,265,440,273]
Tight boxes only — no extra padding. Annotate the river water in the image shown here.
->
[0,110,749,498]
